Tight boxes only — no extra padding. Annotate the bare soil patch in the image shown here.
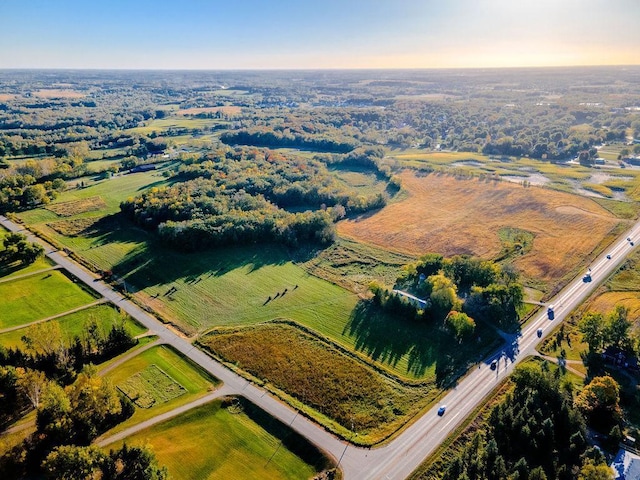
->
[338,172,619,286]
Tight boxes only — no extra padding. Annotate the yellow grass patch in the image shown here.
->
[338,171,619,286]
[46,196,107,217]
[32,89,85,99]
[177,106,241,115]
[48,217,100,237]
[587,291,640,320]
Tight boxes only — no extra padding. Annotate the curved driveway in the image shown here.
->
[2,214,638,479]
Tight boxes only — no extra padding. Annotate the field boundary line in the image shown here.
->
[95,385,235,447]
[98,338,162,376]
[0,265,62,285]
[0,298,108,334]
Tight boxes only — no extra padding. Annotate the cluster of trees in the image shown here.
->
[579,305,635,354]
[221,127,357,153]
[0,312,165,478]
[1,232,44,265]
[442,362,611,480]
[0,173,66,212]
[121,147,389,250]
[369,254,524,340]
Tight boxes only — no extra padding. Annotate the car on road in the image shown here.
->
[627,237,631,242]
[583,273,592,282]
[537,328,543,337]
[437,406,446,416]
[490,360,498,370]
[606,254,612,259]
[632,242,635,246]
[547,305,555,320]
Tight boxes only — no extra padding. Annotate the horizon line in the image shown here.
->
[2,63,640,72]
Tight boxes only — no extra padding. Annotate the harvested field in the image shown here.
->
[47,217,102,237]
[177,106,241,115]
[0,94,17,101]
[338,172,620,287]
[46,196,107,217]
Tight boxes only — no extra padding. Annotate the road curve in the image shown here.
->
[2,214,638,479]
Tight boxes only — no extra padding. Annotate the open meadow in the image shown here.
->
[109,398,331,480]
[338,171,622,292]
[0,269,98,329]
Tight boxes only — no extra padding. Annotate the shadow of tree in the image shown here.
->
[344,300,505,387]
[76,213,313,292]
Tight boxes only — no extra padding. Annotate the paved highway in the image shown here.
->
[2,214,638,479]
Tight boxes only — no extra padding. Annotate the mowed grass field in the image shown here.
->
[0,269,98,329]
[111,399,329,480]
[0,303,146,350]
[101,344,218,436]
[338,171,621,290]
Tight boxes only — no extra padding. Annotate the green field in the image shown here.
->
[0,269,98,329]
[0,303,146,350]
[102,344,218,436]
[118,364,186,408]
[126,117,225,135]
[111,398,329,480]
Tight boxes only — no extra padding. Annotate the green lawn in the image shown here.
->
[0,270,98,329]
[0,303,146,350]
[110,399,329,480]
[102,344,218,436]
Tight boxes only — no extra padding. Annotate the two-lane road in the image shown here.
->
[2,213,638,479]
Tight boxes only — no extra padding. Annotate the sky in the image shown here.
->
[1,0,639,69]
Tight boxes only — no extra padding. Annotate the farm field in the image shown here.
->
[100,344,219,436]
[199,322,449,443]
[126,117,226,135]
[0,269,98,329]
[338,171,622,292]
[109,398,330,480]
[0,303,145,350]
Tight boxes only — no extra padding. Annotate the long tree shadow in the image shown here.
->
[76,213,312,292]
[344,300,503,387]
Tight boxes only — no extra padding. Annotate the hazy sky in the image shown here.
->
[1,0,639,69]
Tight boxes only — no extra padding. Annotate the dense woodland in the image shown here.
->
[442,362,614,480]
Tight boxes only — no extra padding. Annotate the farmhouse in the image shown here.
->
[129,164,157,173]
[392,289,427,309]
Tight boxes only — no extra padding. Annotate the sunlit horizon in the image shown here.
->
[1,0,639,70]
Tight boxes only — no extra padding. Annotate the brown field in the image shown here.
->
[48,218,100,237]
[32,89,85,99]
[0,94,17,101]
[46,196,107,217]
[586,291,640,319]
[199,322,432,443]
[338,171,620,287]
[177,106,241,116]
